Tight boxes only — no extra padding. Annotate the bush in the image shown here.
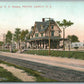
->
[74,47,79,49]
[23,50,84,60]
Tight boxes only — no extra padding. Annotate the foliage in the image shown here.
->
[6,31,12,44]
[67,35,79,42]
[0,49,10,52]
[74,47,79,49]
[23,50,84,60]
[20,29,29,42]
[56,19,74,50]
[0,49,18,53]
[0,41,3,46]
[12,49,18,53]
[14,28,21,43]
[56,19,74,28]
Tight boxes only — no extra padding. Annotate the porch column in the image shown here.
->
[40,41,41,48]
[38,41,39,48]
[31,42,32,47]
[57,40,59,49]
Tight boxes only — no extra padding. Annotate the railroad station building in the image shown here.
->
[28,18,66,49]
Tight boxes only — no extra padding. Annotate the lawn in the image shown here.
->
[23,50,84,60]
[0,49,18,53]
[0,49,10,52]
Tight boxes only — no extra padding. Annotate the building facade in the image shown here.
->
[71,42,84,48]
[28,18,64,49]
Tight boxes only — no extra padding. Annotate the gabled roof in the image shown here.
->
[30,19,61,36]
[35,21,49,33]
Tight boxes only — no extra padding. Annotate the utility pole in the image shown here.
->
[10,34,14,52]
[63,28,65,51]
[43,18,53,55]
[12,34,14,51]
[3,34,6,50]
[49,18,51,55]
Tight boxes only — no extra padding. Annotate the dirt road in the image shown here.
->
[0,51,84,72]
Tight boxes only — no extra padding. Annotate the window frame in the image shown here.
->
[41,33,43,37]
[51,31,54,36]
[35,33,38,37]
[51,25,54,29]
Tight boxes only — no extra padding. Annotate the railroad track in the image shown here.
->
[0,55,84,81]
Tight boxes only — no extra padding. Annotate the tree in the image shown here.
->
[6,31,12,44]
[20,30,26,42]
[0,41,3,46]
[20,29,30,49]
[14,28,21,49]
[24,29,30,40]
[67,35,79,42]
[20,29,29,42]
[56,19,73,50]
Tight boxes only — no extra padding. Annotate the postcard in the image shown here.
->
[0,0,84,82]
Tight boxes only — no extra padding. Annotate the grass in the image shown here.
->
[0,60,57,82]
[0,66,22,82]
[0,49,18,53]
[0,49,10,52]
[23,50,84,60]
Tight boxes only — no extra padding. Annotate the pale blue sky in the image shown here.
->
[0,1,84,42]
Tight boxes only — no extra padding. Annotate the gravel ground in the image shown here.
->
[0,55,84,82]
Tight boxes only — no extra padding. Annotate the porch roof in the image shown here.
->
[27,36,68,42]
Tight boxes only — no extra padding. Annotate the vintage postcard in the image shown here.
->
[0,0,84,82]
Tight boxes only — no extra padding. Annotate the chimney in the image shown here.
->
[42,18,45,22]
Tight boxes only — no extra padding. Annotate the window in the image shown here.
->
[51,31,54,36]
[75,44,78,47]
[41,33,43,37]
[35,33,38,37]
[51,26,54,29]
[41,25,44,29]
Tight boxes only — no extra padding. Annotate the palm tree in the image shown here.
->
[56,19,73,50]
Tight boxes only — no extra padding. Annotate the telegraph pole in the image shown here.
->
[63,28,65,51]
[3,34,6,50]
[44,17,53,55]
[12,34,14,51]
[49,18,51,55]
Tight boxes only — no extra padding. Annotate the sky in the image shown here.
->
[0,1,84,42]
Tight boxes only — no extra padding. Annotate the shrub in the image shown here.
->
[74,47,79,49]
